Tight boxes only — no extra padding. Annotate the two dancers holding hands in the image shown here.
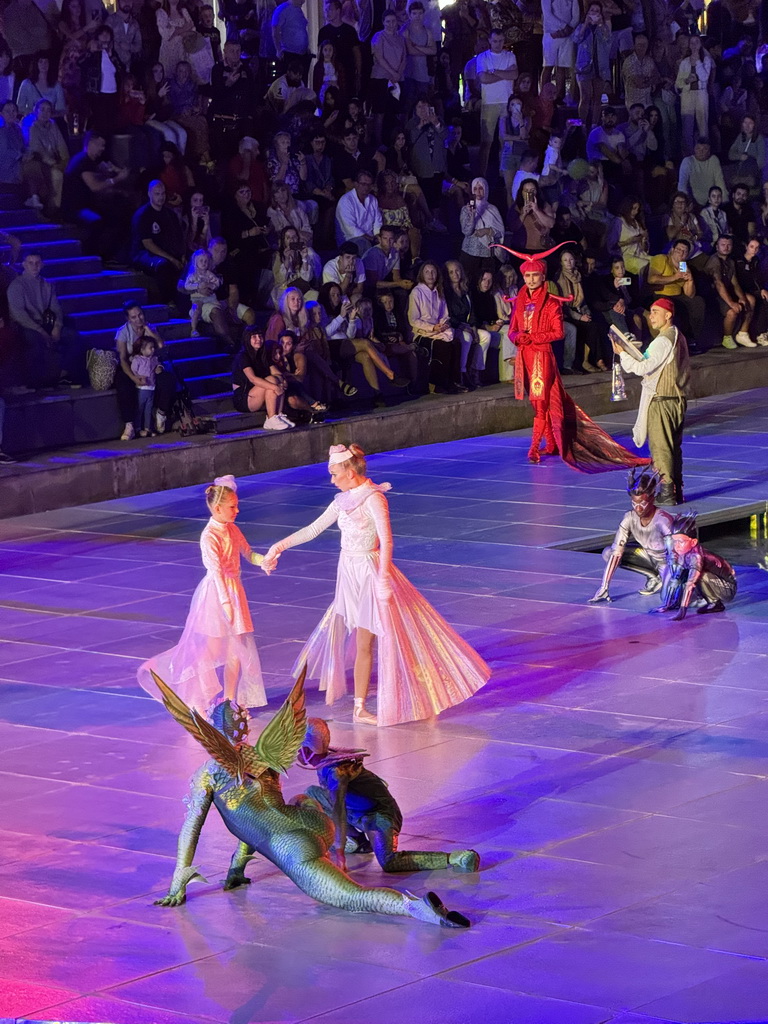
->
[140,447,489,729]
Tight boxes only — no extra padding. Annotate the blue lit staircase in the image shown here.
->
[1,191,253,456]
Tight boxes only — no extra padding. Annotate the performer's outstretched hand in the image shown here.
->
[588,587,611,604]
[261,546,281,574]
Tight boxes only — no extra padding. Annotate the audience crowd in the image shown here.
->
[0,0,767,455]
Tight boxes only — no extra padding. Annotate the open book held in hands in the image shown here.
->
[609,325,644,361]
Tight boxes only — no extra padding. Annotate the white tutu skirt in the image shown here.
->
[294,551,490,727]
[137,574,266,712]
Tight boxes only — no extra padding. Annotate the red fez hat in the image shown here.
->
[651,297,675,315]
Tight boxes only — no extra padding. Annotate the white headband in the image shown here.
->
[213,474,237,492]
[327,445,354,467]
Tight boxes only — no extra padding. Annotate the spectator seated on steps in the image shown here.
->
[6,252,87,390]
[130,179,186,305]
[62,131,135,264]
[113,301,177,441]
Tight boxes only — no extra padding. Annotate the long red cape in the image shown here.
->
[510,286,650,475]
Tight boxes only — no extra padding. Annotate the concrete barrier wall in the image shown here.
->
[3,349,767,520]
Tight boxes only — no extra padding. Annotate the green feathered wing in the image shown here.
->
[150,665,307,783]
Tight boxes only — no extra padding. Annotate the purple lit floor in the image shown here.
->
[1,390,768,1024]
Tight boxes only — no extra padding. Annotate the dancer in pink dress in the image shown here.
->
[262,445,490,727]
[138,475,267,712]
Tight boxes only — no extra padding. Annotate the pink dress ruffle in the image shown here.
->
[137,519,266,711]
[281,482,490,727]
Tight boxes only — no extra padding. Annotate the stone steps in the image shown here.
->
[67,304,170,332]
[0,208,39,228]
[52,271,145,296]
[59,287,148,315]
[1,237,83,260]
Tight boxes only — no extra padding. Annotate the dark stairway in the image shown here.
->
[1,192,254,456]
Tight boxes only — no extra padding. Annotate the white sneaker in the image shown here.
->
[263,415,289,431]
[24,194,43,210]
[155,410,167,434]
[735,331,757,348]
[277,413,295,428]
[120,422,135,441]
[757,333,768,347]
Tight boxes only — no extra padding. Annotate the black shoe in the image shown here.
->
[697,600,725,614]
[0,450,16,465]
[656,485,678,506]
[454,382,469,393]
[391,376,409,388]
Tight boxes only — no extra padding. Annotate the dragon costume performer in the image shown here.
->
[589,468,674,603]
[655,511,737,621]
[493,242,650,472]
[151,669,471,928]
[298,717,480,874]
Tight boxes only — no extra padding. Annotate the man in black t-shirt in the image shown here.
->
[209,41,254,154]
[210,41,253,118]
[208,236,256,345]
[130,180,185,304]
[722,185,757,248]
[317,0,362,93]
[331,129,373,192]
[62,131,133,261]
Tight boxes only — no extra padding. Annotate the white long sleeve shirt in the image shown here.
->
[335,190,382,244]
[619,326,681,446]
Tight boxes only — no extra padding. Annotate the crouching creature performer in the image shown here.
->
[492,242,651,472]
[151,669,471,928]
[655,512,738,621]
[589,468,674,603]
[298,717,480,875]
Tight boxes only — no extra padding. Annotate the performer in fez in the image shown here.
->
[494,242,650,471]
[612,297,690,506]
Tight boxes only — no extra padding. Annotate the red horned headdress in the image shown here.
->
[491,241,575,302]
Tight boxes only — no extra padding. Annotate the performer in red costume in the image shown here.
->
[495,242,651,472]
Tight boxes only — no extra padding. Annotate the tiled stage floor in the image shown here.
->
[1,389,767,1024]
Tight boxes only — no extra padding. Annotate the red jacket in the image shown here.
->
[509,285,564,349]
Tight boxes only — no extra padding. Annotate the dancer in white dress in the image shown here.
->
[262,445,490,727]
[138,475,267,712]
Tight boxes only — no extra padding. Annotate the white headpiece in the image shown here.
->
[213,474,238,491]
[327,445,354,467]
